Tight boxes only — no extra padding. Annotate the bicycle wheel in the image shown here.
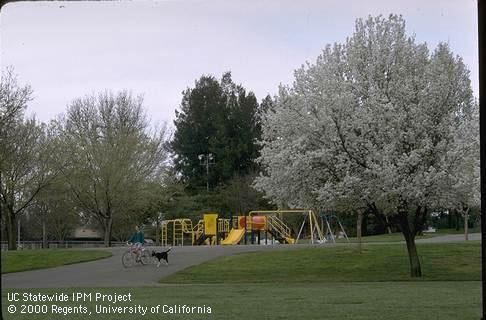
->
[122,251,135,268]
[140,249,152,265]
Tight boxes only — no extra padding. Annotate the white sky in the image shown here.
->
[0,0,479,129]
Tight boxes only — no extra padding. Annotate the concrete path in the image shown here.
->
[415,232,480,243]
[1,244,318,288]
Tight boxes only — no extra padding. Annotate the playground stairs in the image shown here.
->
[174,222,183,245]
[266,216,295,244]
[195,234,210,245]
[161,219,194,246]
[192,220,205,245]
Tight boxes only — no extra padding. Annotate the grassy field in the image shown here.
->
[1,282,480,320]
[332,228,478,243]
[162,242,480,283]
[294,228,475,244]
[333,232,434,243]
[1,249,112,274]
[1,242,481,320]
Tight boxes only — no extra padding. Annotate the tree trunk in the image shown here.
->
[396,211,422,278]
[464,207,469,241]
[455,209,460,231]
[103,216,113,247]
[385,215,392,234]
[356,211,363,253]
[42,219,47,249]
[6,207,17,250]
[403,231,422,277]
[361,212,368,236]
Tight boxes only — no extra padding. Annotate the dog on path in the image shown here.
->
[151,247,171,267]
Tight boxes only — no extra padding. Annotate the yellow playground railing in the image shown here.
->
[218,219,230,233]
[248,210,324,244]
[266,215,291,239]
[192,219,204,245]
[161,218,193,246]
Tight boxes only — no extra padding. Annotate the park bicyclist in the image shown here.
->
[127,225,145,261]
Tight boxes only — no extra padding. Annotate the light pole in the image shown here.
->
[198,153,215,192]
[17,218,21,249]
[155,212,164,247]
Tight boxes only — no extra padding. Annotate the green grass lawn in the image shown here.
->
[331,228,478,243]
[296,229,467,244]
[1,282,481,320]
[1,249,112,274]
[162,242,480,283]
[1,242,480,320]
[334,232,434,243]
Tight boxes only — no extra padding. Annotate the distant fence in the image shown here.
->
[0,241,128,251]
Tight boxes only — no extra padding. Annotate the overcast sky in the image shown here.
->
[0,0,478,129]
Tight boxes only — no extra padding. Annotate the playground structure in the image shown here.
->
[248,210,325,244]
[160,219,193,246]
[318,212,350,243]
[161,214,231,246]
[161,209,332,246]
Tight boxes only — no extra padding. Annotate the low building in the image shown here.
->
[72,227,102,240]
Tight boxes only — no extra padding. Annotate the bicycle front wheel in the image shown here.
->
[122,251,135,268]
[140,250,152,265]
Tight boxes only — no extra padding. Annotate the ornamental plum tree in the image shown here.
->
[255,15,477,277]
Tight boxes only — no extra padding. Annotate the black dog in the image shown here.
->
[151,247,171,267]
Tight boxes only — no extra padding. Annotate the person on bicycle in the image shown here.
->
[128,225,145,261]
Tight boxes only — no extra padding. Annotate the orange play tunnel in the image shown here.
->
[238,216,266,230]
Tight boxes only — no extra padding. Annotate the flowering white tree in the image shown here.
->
[254,15,477,277]
[447,106,480,239]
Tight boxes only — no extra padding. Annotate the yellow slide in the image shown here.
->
[221,228,245,245]
[285,237,295,245]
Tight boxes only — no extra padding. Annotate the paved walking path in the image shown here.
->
[1,244,317,288]
[415,233,480,243]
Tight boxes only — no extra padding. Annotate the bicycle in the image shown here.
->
[122,242,152,268]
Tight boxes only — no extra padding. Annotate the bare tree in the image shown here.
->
[54,91,169,246]
[30,180,81,245]
[0,68,54,250]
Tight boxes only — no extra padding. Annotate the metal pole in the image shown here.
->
[17,219,21,248]
[155,219,160,247]
[321,215,324,236]
[172,222,175,247]
[338,220,350,243]
[309,210,314,244]
[206,156,209,192]
[313,211,324,242]
[42,219,47,249]
[478,1,486,318]
[181,221,184,246]
[244,216,247,244]
[325,218,335,243]
[296,214,307,244]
